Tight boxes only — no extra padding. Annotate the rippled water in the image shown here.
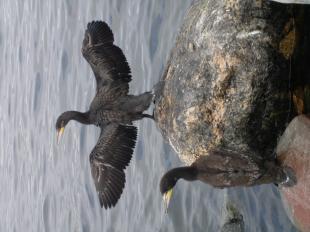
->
[0,0,298,231]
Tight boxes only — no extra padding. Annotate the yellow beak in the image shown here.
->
[163,189,173,213]
[57,127,65,144]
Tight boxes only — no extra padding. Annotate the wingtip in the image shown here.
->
[96,168,126,210]
[100,201,105,209]
[87,20,109,30]
[86,20,114,45]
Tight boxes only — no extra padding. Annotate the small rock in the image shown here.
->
[276,115,310,232]
[188,42,195,52]
[221,203,245,232]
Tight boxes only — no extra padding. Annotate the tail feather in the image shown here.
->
[120,92,153,112]
[134,92,153,112]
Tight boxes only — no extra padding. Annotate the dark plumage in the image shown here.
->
[89,124,137,208]
[160,149,297,210]
[56,21,154,208]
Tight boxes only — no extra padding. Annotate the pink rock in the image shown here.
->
[276,115,310,232]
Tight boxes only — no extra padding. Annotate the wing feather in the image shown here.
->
[82,21,131,93]
[90,124,137,208]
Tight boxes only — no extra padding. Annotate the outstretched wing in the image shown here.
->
[82,21,131,93]
[89,124,137,209]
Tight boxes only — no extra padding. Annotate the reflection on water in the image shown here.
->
[0,0,297,231]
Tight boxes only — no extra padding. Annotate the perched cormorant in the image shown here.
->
[160,149,296,211]
[56,21,154,209]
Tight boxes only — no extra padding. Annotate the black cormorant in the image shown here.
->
[160,149,296,211]
[56,21,154,209]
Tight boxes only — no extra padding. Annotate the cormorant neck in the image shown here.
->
[168,166,198,182]
[67,111,92,125]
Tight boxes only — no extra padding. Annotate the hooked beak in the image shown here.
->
[57,127,65,144]
[163,189,173,213]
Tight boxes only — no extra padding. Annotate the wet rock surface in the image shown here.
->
[277,115,310,232]
[154,0,293,165]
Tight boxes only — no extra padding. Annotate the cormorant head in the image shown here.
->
[55,112,71,143]
[160,170,178,213]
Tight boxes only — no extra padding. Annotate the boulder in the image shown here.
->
[277,115,310,232]
[155,0,293,164]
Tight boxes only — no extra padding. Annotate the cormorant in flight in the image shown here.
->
[56,21,154,209]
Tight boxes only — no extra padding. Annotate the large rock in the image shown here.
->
[155,0,293,164]
[277,115,310,232]
[271,0,310,4]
